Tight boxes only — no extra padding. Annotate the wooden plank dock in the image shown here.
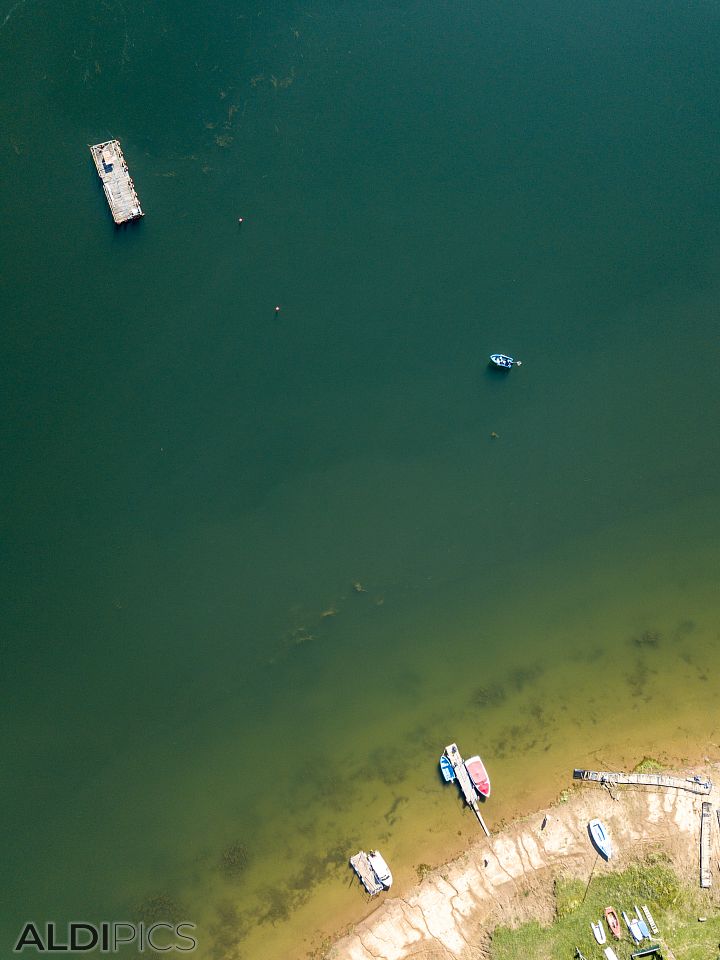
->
[573,769,712,795]
[349,852,384,896]
[444,743,490,837]
[700,802,712,888]
[89,139,143,224]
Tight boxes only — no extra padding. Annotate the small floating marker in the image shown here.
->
[274,305,281,314]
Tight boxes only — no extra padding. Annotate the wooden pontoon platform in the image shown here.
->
[89,139,143,224]
[573,769,712,795]
[349,852,384,896]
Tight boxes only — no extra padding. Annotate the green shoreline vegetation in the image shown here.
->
[633,758,666,776]
[490,853,720,960]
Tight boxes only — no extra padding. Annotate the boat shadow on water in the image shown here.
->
[486,362,513,376]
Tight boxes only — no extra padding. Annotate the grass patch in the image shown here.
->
[489,855,720,960]
[554,877,585,919]
[633,757,664,775]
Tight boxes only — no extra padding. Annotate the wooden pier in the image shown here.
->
[700,802,712,888]
[349,852,384,896]
[444,743,490,837]
[573,769,712,795]
[90,139,143,224]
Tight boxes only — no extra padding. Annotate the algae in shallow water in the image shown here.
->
[134,893,185,925]
[220,840,250,880]
[633,756,665,774]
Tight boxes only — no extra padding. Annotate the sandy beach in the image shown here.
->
[328,765,718,960]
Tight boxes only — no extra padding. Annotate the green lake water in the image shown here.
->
[2,1,720,957]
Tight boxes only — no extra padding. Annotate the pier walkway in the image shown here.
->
[573,769,712,795]
[90,139,143,224]
[444,743,490,837]
[700,802,712,888]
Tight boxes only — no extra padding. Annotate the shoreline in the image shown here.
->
[325,761,717,960]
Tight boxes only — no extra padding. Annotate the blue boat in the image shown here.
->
[490,353,521,369]
[439,755,456,783]
[588,818,613,860]
[634,906,650,939]
[622,911,643,943]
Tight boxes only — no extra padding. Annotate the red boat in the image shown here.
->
[464,755,491,798]
[604,907,622,940]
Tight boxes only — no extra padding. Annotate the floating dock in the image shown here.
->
[89,139,143,224]
[444,743,490,837]
[573,769,712,795]
[349,852,384,896]
[700,802,712,888]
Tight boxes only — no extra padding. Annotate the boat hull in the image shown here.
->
[439,755,456,783]
[622,911,643,943]
[588,818,612,860]
[464,755,491,798]
[490,354,514,369]
[604,907,621,939]
[368,850,392,889]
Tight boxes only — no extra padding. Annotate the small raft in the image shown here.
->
[349,850,392,896]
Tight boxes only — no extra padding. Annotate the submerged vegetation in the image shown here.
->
[220,840,250,880]
[472,682,507,708]
[633,629,662,648]
[134,893,185,925]
[209,900,250,958]
[633,756,665,774]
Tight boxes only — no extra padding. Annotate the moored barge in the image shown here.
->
[89,139,143,225]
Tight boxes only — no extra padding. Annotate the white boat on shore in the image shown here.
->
[588,818,612,859]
